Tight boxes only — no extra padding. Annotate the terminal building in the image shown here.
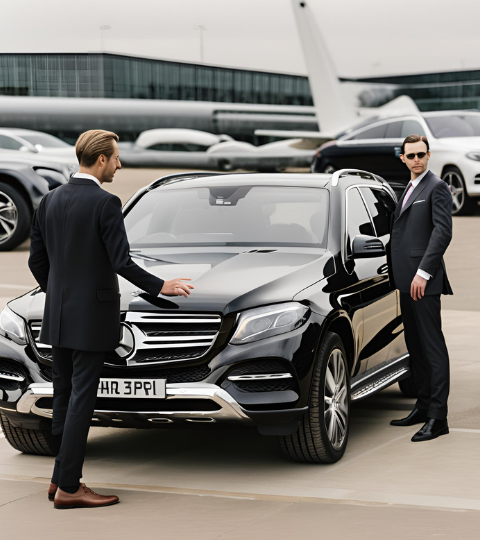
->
[1,52,478,112]
[0,52,313,106]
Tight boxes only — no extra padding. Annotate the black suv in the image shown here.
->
[0,170,415,464]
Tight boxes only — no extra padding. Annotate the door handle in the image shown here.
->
[394,147,401,158]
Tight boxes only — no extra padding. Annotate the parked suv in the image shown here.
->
[0,170,414,463]
[311,111,480,215]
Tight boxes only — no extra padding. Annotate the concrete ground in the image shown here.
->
[1,168,480,539]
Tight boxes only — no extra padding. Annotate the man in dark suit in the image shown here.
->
[28,129,194,509]
[389,134,453,442]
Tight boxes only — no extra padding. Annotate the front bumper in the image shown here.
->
[10,381,308,435]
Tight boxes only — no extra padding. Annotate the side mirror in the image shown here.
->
[351,235,385,259]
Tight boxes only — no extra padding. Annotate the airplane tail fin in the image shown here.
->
[291,0,358,134]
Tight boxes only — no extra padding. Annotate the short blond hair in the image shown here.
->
[75,129,119,167]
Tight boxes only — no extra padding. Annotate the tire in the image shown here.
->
[0,181,32,251]
[0,412,57,456]
[442,166,477,216]
[398,374,418,398]
[279,331,350,463]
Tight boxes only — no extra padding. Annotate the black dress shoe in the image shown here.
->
[390,408,428,427]
[411,418,449,442]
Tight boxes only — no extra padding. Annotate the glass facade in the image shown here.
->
[0,53,313,106]
[349,70,480,111]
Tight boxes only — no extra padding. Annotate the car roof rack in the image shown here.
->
[148,171,226,190]
[331,169,383,187]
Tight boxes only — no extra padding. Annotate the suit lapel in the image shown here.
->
[398,170,432,218]
[395,183,411,219]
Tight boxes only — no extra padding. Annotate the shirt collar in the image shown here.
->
[410,169,429,189]
[72,172,101,187]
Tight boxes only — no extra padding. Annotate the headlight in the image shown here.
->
[0,305,26,344]
[466,152,480,161]
[231,302,309,345]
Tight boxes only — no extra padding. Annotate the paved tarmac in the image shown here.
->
[1,168,480,539]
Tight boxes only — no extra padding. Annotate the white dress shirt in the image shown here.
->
[407,169,431,281]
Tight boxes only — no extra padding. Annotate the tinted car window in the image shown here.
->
[359,188,394,245]
[147,143,207,152]
[125,186,329,248]
[0,135,23,150]
[350,124,387,140]
[385,121,402,138]
[424,114,480,138]
[400,120,426,138]
[346,187,375,257]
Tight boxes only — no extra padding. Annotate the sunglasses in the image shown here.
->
[404,152,427,160]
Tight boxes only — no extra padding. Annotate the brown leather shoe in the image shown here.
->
[54,483,120,509]
[48,482,58,501]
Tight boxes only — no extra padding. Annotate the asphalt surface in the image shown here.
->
[1,168,480,539]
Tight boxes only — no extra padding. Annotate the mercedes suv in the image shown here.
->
[0,170,415,464]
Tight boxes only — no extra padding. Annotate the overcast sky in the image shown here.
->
[1,0,478,78]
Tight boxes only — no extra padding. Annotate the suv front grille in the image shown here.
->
[29,312,222,369]
[122,312,222,367]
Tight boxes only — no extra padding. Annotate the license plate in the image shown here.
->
[97,378,166,399]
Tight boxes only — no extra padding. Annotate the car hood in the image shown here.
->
[10,247,333,320]
[434,136,480,151]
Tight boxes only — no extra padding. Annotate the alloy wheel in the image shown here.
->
[443,171,464,213]
[324,348,348,450]
[0,191,18,245]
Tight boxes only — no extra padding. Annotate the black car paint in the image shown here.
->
[0,173,407,435]
[0,161,50,211]
[313,139,410,196]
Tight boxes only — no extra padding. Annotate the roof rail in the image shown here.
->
[148,171,226,190]
[331,169,383,187]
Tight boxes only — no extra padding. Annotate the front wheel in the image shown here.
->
[442,166,477,216]
[0,412,57,456]
[279,332,350,463]
[0,182,32,251]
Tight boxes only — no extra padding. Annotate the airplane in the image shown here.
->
[254,0,421,144]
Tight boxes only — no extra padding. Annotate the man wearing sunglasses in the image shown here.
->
[389,134,453,442]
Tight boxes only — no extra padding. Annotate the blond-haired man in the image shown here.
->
[28,130,193,508]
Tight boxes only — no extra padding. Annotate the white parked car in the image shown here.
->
[119,128,315,171]
[0,128,77,160]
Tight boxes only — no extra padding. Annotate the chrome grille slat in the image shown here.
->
[29,311,222,367]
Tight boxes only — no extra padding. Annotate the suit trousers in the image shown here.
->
[399,293,450,420]
[50,347,105,491]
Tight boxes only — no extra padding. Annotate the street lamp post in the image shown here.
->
[99,25,111,52]
[193,25,207,63]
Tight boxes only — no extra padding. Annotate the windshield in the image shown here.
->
[125,185,329,248]
[21,134,70,148]
[425,114,480,138]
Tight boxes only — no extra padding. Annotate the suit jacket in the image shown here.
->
[28,177,165,351]
[390,170,453,296]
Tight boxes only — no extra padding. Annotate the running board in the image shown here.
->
[351,354,410,401]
